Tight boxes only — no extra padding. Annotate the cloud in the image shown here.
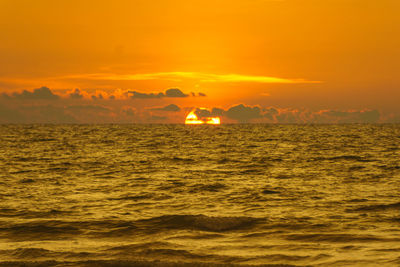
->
[0,103,25,123]
[198,92,207,97]
[151,104,181,112]
[66,105,111,112]
[357,110,380,123]
[275,110,300,123]
[194,108,212,118]
[68,88,118,100]
[23,105,77,123]
[203,105,381,124]
[211,107,225,117]
[0,105,76,123]
[128,91,164,99]
[2,86,196,101]
[129,88,188,99]
[0,93,11,99]
[225,104,263,123]
[254,107,381,124]
[64,71,319,84]
[2,86,118,101]
[314,109,381,123]
[69,88,84,99]
[165,88,188,98]
[63,104,115,123]
[91,93,104,100]
[2,87,60,100]
[150,115,167,122]
[122,106,136,116]
[263,107,279,120]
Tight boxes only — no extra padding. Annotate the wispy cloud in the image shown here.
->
[62,72,320,84]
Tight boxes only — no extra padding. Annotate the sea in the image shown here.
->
[0,124,399,267]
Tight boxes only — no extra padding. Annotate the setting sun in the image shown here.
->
[185,110,221,125]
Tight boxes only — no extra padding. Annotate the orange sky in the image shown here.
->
[0,0,399,122]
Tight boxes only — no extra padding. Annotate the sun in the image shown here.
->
[185,109,221,125]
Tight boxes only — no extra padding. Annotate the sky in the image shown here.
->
[0,0,399,123]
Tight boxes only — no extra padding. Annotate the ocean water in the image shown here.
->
[0,124,399,267]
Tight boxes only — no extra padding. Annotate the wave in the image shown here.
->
[108,245,211,262]
[378,165,400,171]
[0,215,262,241]
[285,233,400,243]
[0,208,72,219]
[312,155,374,162]
[166,156,195,163]
[0,221,82,241]
[217,158,243,164]
[188,183,228,193]
[109,194,153,201]
[261,189,280,195]
[348,202,400,212]
[0,247,96,261]
[137,214,262,232]
[0,248,52,259]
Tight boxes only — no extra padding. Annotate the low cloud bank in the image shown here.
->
[0,87,387,124]
[0,104,76,123]
[199,104,382,124]
[0,102,384,124]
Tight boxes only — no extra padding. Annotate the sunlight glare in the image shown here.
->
[185,110,221,125]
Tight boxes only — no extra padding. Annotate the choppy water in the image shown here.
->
[0,124,400,266]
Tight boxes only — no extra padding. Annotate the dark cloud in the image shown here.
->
[275,111,299,123]
[194,108,212,118]
[323,110,351,117]
[211,108,224,117]
[91,94,104,100]
[152,104,181,112]
[64,105,115,123]
[314,109,381,123]
[358,110,380,123]
[69,89,84,99]
[150,115,167,121]
[165,88,188,98]
[198,92,207,97]
[66,105,110,112]
[129,91,164,99]
[263,107,279,120]
[3,87,59,100]
[21,105,77,123]
[129,88,189,99]
[1,93,11,99]
[225,104,262,123]
[122,106,136,116]
[0,103,24,123]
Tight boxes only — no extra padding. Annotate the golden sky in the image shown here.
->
[0,0,399,122]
